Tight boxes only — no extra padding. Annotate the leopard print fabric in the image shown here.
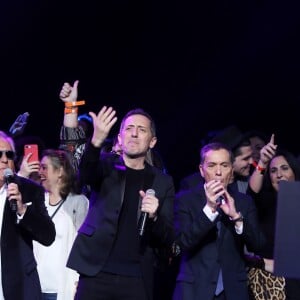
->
[248,267,286,300]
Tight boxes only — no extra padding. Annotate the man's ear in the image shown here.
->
[117,134,122,147]
[149,136,157,149]
[199,164,204,178]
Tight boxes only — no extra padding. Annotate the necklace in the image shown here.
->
[49,199,63,206]
[49,198,66,219]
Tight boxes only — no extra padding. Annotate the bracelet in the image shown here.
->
[64,100,85,108]
[64,107,78,114]
[230,212,244,223]
[252,161,266,174]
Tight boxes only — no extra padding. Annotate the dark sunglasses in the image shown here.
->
[0,150,15,160]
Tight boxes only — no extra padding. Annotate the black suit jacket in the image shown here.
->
[1,175,56,300]
[178,172,203,192]
[173,184,265,300]
[67,143,175,300]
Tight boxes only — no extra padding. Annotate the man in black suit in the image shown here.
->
[67,106,175,300]
[0,131,56,300]
[173,142,265,300]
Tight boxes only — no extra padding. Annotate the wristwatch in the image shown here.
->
[230,212,244,223]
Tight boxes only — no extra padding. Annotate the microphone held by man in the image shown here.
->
[4,168,18,212]
[216,195,225,206]
[138,189,157,236]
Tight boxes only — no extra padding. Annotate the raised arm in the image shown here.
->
[58,80,86,171]
[90,106,118,148]
[249,134,277,193]
[59,80,80,128]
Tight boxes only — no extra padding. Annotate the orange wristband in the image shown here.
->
[65,100,85,108]
[64,107,78,114]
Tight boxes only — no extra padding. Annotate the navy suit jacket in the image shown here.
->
[67,143,175,300]
[173,184,265,300]
[1,175,55,300]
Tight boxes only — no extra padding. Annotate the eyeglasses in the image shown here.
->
[0,150,15,160]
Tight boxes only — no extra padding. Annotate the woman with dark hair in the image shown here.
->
[247,134,300,299]
[33,149,89,300]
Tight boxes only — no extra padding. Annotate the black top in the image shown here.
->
[247,187,277,259]
[102,167,145,276]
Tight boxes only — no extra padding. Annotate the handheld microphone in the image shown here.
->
[216,195,225,206]
[138,189,155,236]
[4,168,17,212]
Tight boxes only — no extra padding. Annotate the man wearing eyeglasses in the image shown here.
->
[0,131,56,300]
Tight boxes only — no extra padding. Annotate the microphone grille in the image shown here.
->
[145,189,155,196]
[4,168,13,178]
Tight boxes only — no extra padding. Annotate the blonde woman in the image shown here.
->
[33,149,88,300]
